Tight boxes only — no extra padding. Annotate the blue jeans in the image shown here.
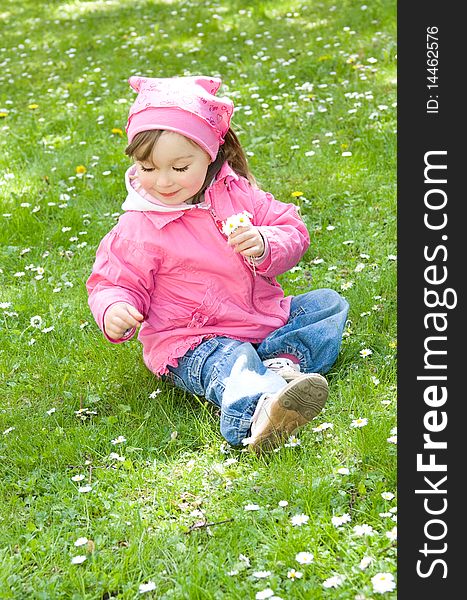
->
[165,289,349,446]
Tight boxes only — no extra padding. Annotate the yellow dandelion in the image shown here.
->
[76,165,87,174]
[318,55,331,62]
[341,143,348,150]
[28,103,39,110]
[0,112,8,118]
[111,128,123,136]
[291,191,304,198]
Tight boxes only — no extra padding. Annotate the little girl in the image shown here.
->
[87,75,349,451]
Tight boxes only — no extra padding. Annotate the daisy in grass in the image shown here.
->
[353,524,374,536]
[111,435,126,444]
[332,513,351,527]
[74,537,88,547]
[139,581,156,594]
[253,571,272,579]
[291,513,309,526]
[244,503,261,511]
[359,556,374,570]
[371,572,396,594]
[295,551,314,565]
[350,418,368,428]
[359,348,372,358]
[71,555,86,564]
[323,574,345,588]
[312,422,334,432]
[287,569,303,580]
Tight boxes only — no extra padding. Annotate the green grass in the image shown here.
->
[0,0,396,598]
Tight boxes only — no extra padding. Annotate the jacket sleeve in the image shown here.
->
[249,187,310,277]
[86,230,156,343]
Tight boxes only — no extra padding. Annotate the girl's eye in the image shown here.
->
[173,166,188,172]
[140,166,154,172]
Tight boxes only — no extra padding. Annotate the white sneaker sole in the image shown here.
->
[248,374,328,451]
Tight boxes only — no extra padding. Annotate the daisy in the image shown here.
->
[255,589,274,600]
[332,513,351,527]
[30,315,43,328]
[359,556,373,570]
[71,555,87,564]
[359,348,372,358]
[284,434,301,447]
[253,571,272,579]
[244,504,260,511]
[323,574,345,588]
[287,569,303,580]
[337,467,350,475]
[291,514,309,526]
[350,418,368,428]
[386,526,397,541]
[353,524,374,536]
[278,500,288,507]
[371,572,396,594]
[312,422,334,432]
[111,435,126,445]
[139,581,156,594]
[295,551,314,565]
[78,485,92,493]
[74,537,88,547]
[381,492,395,500]
[71,474,85,482]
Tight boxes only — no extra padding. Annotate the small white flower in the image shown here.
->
[30,315,43,328]
[41,326,55,334]
[332,513,351,527]
[387,435,397,444]
[381,492,395,501]
[341,281,353,290]
[353,524,374,536]
[371,376,380,385]
[337,467,350,475]
[111,435,126,445]
[387,254,397,261]
[149,389,162,398]
[222,211,252,235]
[278,500,288,507]
[359,348,372,358]
[244,503,260,511]
[71,474,85,482]
[284,434,301,447]
[342,151,352,157]
[253,571,271,579]
[323,574,345,588]
[71,555,87,564]
[78,485,92,493]
[46,407,56,415]
[295,551,314,565]
[350,418,368,428]
[367,57,378,64]
[291,513,309,526]
[3,427,15,435]
[312,422,334,432]
[371,572,396,594]
[239,554,250,566]
[109,452,125,461]
[287,569,303,580]
[139,581,156,594]
[74,537,88,547]
[255,588,274,600]
[386,526,397,541]
[359,556,373,570]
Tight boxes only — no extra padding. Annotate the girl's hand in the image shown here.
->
[104,302,144,340]
[227,224,265,258]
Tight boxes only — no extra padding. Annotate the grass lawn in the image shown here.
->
[0,0,397,598]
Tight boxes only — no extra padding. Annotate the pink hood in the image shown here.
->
[86,162,310,376]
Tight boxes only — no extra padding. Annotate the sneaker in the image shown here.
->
[244,373,329,451]
[262,357,301,382]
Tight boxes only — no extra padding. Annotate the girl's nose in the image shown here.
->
[155,171,172,188]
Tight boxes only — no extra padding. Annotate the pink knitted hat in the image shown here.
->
[125,75,234,161]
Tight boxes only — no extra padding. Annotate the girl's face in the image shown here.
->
[135,131,211,205]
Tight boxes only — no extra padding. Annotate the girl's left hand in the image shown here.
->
[227,224,265,258]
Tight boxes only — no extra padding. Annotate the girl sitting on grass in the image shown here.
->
[86,75,349,451]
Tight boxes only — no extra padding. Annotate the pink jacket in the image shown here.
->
[86,162,310,376]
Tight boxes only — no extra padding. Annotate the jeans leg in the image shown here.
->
[166,337,286,446]
[256,289,349,374]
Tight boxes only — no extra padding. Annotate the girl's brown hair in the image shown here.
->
[125,128,256,204]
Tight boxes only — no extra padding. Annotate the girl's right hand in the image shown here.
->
[104,302,144,340]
